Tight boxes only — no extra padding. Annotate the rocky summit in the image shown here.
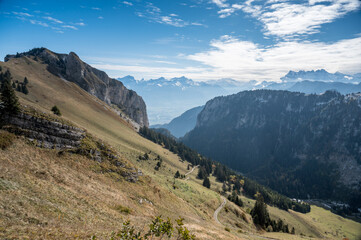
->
[5,48,149,127]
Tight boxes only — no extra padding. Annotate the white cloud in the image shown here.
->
[43,16,63,24]
[123,1,133,6]
[29,19,49,27]
[92,7,101,11]
[136,2,203,27]
[62,25,78,30]
[12,11,33,17]
[214,0,361,38]
[211,0,229,8]
[185,35,361,81]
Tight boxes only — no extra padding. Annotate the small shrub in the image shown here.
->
[0,131,16,150]
[114,204,131,214]
[225,227,230,232]
[51,105,61,116]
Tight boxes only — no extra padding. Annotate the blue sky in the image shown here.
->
[0,0,360,82]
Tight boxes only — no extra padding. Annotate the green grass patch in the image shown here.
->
[114,204,131,214]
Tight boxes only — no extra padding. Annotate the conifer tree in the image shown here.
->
[174,170,180,178]
[22,84,29,94]
[0,70,20,114]
[51,105,61,116]
[12,82,16,89]
[250,194,270,229]
[202,177,211,188]
[24,77,29,85]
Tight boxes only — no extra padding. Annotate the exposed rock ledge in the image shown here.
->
[0,111,142,182]
[1,112,85,150]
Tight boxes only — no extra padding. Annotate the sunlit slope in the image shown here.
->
[1,57,360,240]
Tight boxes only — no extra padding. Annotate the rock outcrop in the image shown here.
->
[1,112,85,149]
[1,110,142,182]
[5,48,149,127]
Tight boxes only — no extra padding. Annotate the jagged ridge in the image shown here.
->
[5,48,149,127]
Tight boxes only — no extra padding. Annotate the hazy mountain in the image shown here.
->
[119,69,361,124]
[183,90,361,208]
[119,76,235,124]
[5,48,149,127]
[151,106,204,138]
[280,69,361,83]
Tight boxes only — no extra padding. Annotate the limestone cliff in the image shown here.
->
[5,48,149,127]
[183,90,361,205]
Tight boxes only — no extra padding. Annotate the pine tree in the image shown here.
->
[203,177,210,188]
[174,170,180,178]
[12,82,16,89]
[24,77,29,85]
[22,84,29,95]
[16,83,21,92]
[0,70,20,114]
[197,166,207,179]
[250,194,270,229]
[51,105,61,116]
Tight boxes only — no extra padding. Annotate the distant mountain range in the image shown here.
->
[183,90,361,209]
[151,106,204,138]
[119,69,361,125]
[118,76,235,124]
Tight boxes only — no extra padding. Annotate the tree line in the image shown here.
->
[139,127,310,214]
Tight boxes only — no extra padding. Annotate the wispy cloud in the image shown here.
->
[135,2,203,27]
[10,10,82,32]
[62,25,78,30]
[43,16,63,24]
[92,7,101,11]
[212,0,361,38]
[122,1,133,6]
[30,19,49,27]
[211,0,229,8]
[12,11,33,17]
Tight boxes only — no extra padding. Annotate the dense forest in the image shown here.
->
[140,127,310,214]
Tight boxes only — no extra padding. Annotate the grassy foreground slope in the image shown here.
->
[0,57,360,240]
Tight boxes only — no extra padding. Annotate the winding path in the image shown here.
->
[184,165,198,181]
[213,196,227,225]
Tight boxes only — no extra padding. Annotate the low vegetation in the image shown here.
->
[91,216,196,240]
[0,131,16,150]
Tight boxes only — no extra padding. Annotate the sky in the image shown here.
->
[0,0,361,82]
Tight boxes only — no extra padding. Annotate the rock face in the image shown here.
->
[5,48,149,127]
[183,90,361,206]
[2,112,85,149]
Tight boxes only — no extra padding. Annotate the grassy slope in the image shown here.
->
[1,57,360,240]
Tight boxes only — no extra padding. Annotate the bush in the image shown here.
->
[114,204,131,214]
[51,105,61,116]
[107,216,196,240]
[0,131,16,150]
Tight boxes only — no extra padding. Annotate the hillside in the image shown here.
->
[183,90,361,214]
[1,56,361,239]
[151,106,204,138]
[5,48,148,128]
